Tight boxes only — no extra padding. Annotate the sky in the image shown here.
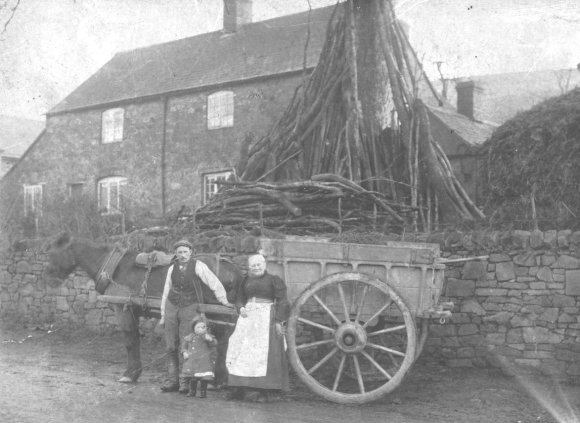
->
[0,0,579,121]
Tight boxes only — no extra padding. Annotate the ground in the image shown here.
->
[0,322,578,423]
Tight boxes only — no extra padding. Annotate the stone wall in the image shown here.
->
[423,229,580,379]
[0,73,304,233]
[0,241,117,331]
[2,229,580,379]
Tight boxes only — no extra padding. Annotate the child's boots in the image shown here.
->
[187,379,197,397]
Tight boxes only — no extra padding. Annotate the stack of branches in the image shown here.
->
[202,0,483,234]
[375,1,484,225]
[194,174,417,234]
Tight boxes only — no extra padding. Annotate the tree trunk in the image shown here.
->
[353,0,392,131]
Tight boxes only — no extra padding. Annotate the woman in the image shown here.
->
[225,254,290,402]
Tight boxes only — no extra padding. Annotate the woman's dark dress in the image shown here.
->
[227,272,290,391]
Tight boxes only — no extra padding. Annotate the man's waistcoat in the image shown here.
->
[167,259,203,306]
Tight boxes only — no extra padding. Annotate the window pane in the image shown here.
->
[119,180,127,211]
[102,108,124,143]
[98,177,127,214]
[99,183,108,211]
[113,109,124,141]
[23,185,42,216]
[207,91,233,129]
[110,183,119,211]
[203,170,233,204]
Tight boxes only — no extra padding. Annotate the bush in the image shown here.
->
[480,87,580,230]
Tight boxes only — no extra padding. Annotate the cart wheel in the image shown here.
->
[287,272,416,404]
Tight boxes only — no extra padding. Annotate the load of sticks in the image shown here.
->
[194,0,484,235]
[194,174,417,234]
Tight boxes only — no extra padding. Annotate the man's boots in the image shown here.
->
[179,377,190,394]
[160,352,179,392]
[199,380,208,399]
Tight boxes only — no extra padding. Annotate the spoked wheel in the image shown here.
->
[287,272,416,404]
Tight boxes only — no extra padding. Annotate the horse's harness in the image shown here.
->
[95,244,161,313]
[95,243,127,295]
[95,245,232,316]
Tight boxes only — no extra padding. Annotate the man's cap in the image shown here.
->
[173,239,193,250]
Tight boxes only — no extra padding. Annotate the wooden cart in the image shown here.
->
[101,236,452,404]
[257,237,451,404]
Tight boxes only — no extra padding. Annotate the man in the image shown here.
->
[159,239,232,393]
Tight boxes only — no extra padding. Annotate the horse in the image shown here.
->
[43,232,243,385]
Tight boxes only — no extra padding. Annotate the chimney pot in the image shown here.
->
[456,80,482,121]
[223,0,253,33]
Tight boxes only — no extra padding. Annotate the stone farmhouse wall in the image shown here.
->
[0,73,304,230]
[2,229,580,379]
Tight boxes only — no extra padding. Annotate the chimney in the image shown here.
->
[223,0,253,33]
[455,80,482,121]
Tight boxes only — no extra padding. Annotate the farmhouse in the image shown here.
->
[0,115,44,179]
[0,0,493,236]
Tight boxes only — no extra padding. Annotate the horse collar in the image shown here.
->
[95,244,127,294]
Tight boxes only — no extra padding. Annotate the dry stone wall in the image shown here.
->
[2,229,580,380]
[424,229,580,380]
[0,242,117,331]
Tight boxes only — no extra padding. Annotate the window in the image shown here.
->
[101,108,124,143]
[68,182,84,199]
[98,177,127,214]
[207,91,234,129]
[203,170,233,204]
[23,184,43,216]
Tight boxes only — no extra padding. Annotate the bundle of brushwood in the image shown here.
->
[194,174,417,235]
[197,0,483,234]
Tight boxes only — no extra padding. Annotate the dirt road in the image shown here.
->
[0,324,578,423]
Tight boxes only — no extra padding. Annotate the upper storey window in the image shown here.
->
[207,91,234,129]
[102,108,124,143]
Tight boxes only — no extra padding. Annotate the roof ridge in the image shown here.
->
[113,5,337,57]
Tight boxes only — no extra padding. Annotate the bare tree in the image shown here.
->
[553,69,572,95]
[1,0,21,34]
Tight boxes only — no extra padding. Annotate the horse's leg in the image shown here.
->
[113,304,142,383]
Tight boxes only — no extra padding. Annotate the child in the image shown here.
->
[181,315,218,398]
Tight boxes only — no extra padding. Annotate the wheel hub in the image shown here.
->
[334,322,367,354]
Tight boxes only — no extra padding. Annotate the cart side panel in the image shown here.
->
[260,237,445,316]
[260,238,439,264]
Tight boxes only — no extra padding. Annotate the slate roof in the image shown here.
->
[49,6,335,115]
[48,3,493,149]
[419,83,496,149]
[429,106,496,148]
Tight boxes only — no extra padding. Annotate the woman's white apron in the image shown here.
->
[226,302,272,377]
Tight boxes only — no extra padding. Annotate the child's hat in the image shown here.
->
[190,314,207,330]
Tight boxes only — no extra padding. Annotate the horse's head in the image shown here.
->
[43,232,77,287]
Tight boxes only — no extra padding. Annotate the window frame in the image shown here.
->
[202,169,234,204]
[97,176,127,214]
[101,107,125,143]
[207,91,234,130]
[23,184,43,217]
